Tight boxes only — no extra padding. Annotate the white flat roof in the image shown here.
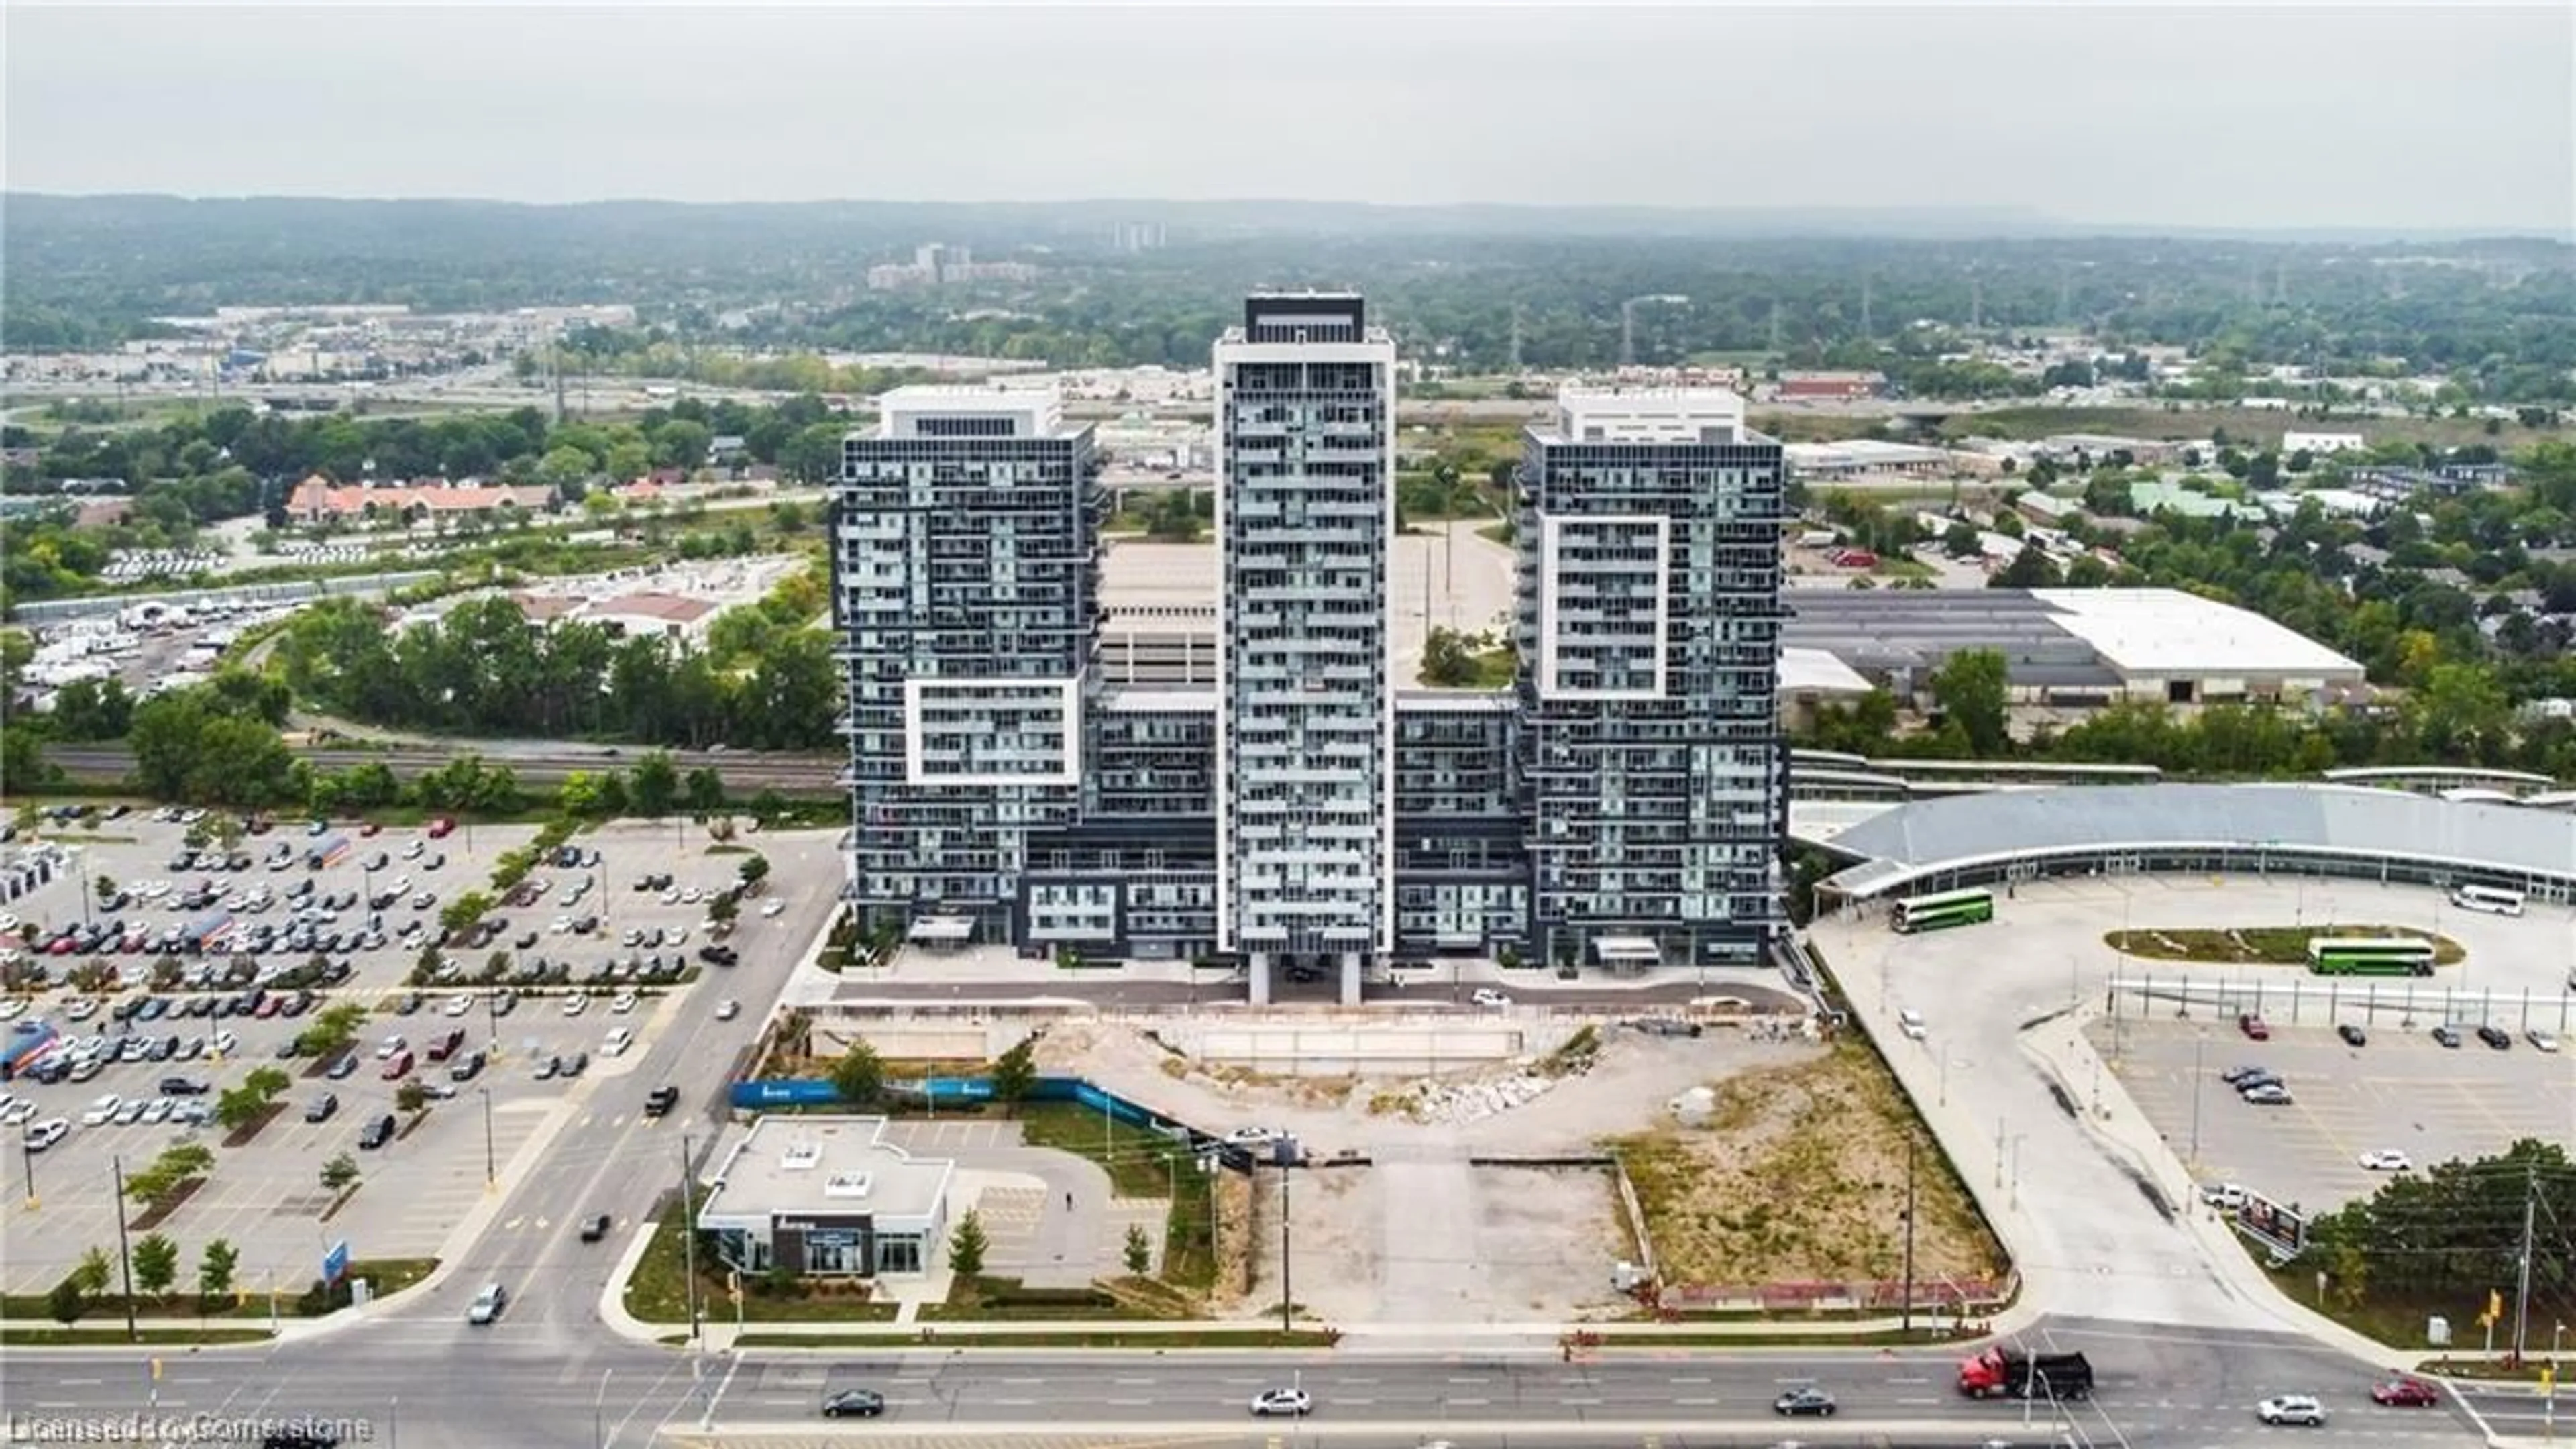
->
[1101,541,1218,609]
[2028,588,2363,678]
[1780,645,1873,695]
[700,1116,951,1226]
[1543,386,1746,445]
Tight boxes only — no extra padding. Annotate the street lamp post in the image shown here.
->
[21,1136,37,1210]
[2188,1034,2206,1166]
[110,1155,139,1342]
[478,1087,495,1189]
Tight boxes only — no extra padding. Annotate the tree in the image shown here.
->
[437,890,496,939]
[49,1276,85,1325]
[683,766,727,815]
[125,1142,214,1213]
[629,750,680,817]
[830,1040,885,1108]
[1421,627,1478,688]
[131,1232,178,1299]
[319,1152,360,1192]
[947,1208,988,1278]
[198,1238,239,1304]
[737,854,770,892]
[71,1245,113,1297]
[990,1037,1038,1118]
[1122,1222,1152,1275]
[395,1080,429,1114]
[1929,647,2011,757]
[295,1000,369,1060]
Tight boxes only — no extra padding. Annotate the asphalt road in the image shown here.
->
[0,1318,2496,1448]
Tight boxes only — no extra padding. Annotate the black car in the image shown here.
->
[326,1053,359,1080]
[822,1389,885,1419]
[642,1085,680,1118]
[305,1093,339,1123]
[1774,1387,1837,1417]
[160,1076,209,1095]
[450,1050,486,1083]
[2477,1024,2512,1051]
[357,1113,396,1150]
[578,1213,612,1243]
[2337,1024,2367,1047]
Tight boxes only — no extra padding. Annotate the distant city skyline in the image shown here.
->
[5,5,2571,237]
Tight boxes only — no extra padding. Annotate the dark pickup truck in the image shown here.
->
[642,1085,680,1118]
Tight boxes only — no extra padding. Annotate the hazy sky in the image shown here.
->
[7,3,2572,233]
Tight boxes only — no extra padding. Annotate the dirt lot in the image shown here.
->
[1608,1039,2005,1294]
[1033,1019,1893,1322]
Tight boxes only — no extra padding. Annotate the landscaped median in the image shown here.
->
[0,1256,435,1344]
[2104,924,2463,967]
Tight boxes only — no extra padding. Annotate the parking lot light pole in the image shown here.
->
[110,1155,139,1342]
[478,1087,495,1189]
[2188,1034,2206,1166]
[679,1132,704,1347]
[21,1137,36,1210]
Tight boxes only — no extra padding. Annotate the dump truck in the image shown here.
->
[1957,1346,2093,1400]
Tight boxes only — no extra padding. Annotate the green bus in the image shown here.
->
[1890,888,1996,934]
[2305,937,2436,977]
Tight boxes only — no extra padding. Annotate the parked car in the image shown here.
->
[2432,1024,2463,1049]
[357,1113,396,1150]
[2359,1150,2413,1172]
[305,1093,338,1123]
[2237,1012,2271,1042]
[2337,1024,2367,1047]
[2528,1028,2561,1053]
[2477,1024,2513,1051]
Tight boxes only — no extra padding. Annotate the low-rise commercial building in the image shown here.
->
[696,1116,955,1280]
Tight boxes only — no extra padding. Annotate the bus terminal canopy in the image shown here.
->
[906,917,974,945]
[1595,935,1661,971]
[1817,782,2576,904]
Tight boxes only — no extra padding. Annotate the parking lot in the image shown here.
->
[2101,1015,2576,1214]
[0,805,790,1295]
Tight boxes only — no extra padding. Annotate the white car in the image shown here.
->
[610,991,638,1015]
[665,927,689,946]
[444,994,476,1018]
[208,1030,238,1057]
[1249,1388,1312,1417]
[2359,1150,2414,1172]
[80,1094,123,1126]
[549,916,573,934]
[1898,1010,1928,1040]
[682,887,704,904]
[374,1034,407,1060]
[1470,988,1512,1009]
[62,998,100,1022]
[0,998,23,1021]
[0,1100,36,1127]
[714,1000,741,1022]
[2528,1028,2561,1054]
[140,1098,174,1125]
[2257,1395,2327,1426]
[2199,1182,2248,1210]
[760,898,785,918]
[659,888,681,906]
[1226,1126,1281,1146]
[600,1028,634,1057]
[402,841,425,861]
[25,1118,69,1152]
[562,994,589,1018]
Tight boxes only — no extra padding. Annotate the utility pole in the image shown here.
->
[1900,1136,1919,1335]
[2514,1162,2539,1363]
[1277,1153,1293,1334]
[111,1157,140,1342]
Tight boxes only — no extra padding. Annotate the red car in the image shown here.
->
[2237,1012,2271,1041]
[426,817,456,840]
[2371,1378,2439,1407]
[360,822,383,837]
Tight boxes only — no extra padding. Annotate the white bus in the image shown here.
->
[2449,883,2526,918]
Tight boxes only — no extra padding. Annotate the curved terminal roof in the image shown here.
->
[1820,782,2576,899]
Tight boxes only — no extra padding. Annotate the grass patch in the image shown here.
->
[0,1326,274,1346]
[2106,925,2463,967]
[923,1274,1138,1322]
[621,1202,898,1324]
[736,1328,1341,1349]
[2257,1261,2429,1353]
[1014,1104,1218,1293]
[1606,1037,2004,1293]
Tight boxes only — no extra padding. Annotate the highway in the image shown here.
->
[0,1316,2502,1447]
